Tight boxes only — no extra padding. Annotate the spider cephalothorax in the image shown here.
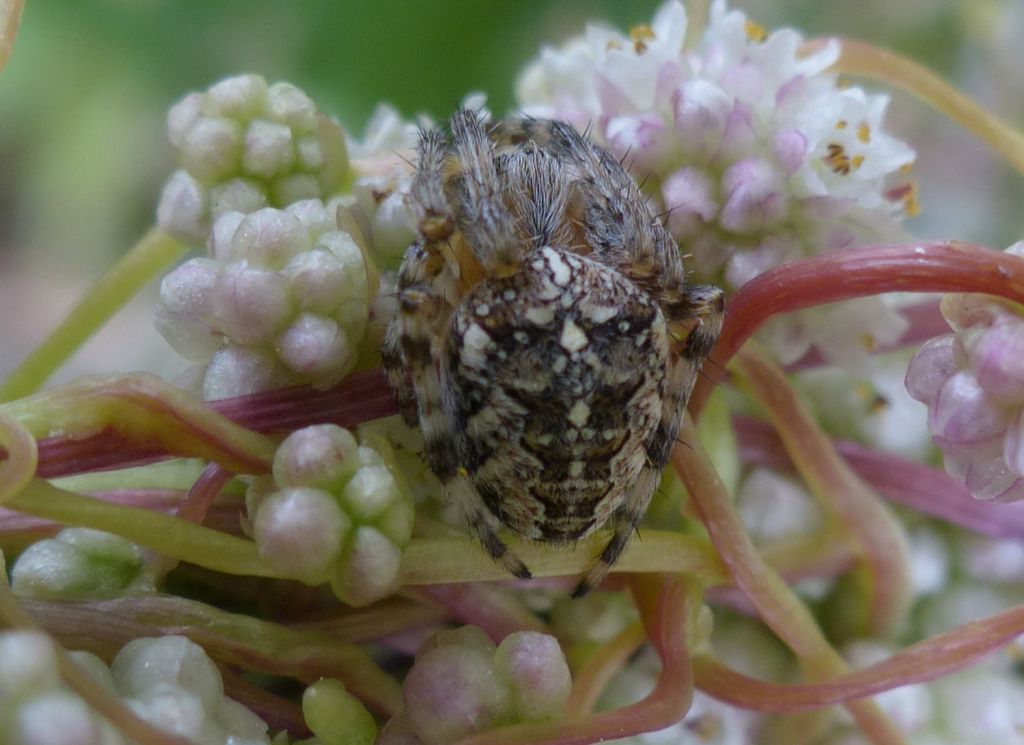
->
[382,109,723,595]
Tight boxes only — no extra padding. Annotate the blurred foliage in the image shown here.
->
[0,0,1022,272]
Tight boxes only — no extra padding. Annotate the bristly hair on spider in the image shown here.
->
[381,109,723,596]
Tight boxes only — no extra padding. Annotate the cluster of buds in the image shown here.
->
[155,199,377,399]
[906,242,1024,501]
[245,424,413,606]
[112,636,271,744]
[517,0,916,369]
[156,74,350,246]
[0,632,272,745]
[380,626,572,745]
[0,631,119,745]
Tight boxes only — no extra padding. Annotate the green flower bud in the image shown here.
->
[302,679,377,745]
[11,529,151,600]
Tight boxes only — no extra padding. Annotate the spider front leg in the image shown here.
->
[664,282,726,430]
[398,284,531,581]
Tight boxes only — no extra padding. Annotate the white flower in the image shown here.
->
[517,0,916,370]
[344,104,420,268]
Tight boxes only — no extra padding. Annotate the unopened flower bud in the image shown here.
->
[11,529,150,600]
[494,632,572,721]
[302,678,377,745]
[402,642,511,745]
[273,425,361,492]
[111,636,223,712]
[253,487,349,584]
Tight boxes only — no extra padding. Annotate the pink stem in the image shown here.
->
[672,420,907,745]
[33,368,398,478]
[409,582,549,641]
[694,603,1024,710]
[690,242,1024,416]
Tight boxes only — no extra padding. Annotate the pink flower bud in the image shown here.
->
[272,424,360,492]
[402,644,511,745]
[720,157,787,234]
[253,486,349,583]
[662,167,718,238]
[494,632,572,721]
[905,335,957,406]
[276,313,353,385]
[929,371,1012,444]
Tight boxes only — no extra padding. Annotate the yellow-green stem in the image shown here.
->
[0,410,37,504]
[8,479,281,578]
[0,228,187,402]
[0,0,23,71]
[398,532,726,586]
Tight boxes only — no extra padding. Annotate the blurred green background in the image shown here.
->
[1,0,1022,378]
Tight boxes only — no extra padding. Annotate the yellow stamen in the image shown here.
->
[851,154,865,170]
[744,19,768,42]
[630,24,655,53]
[857,122,872,143]
[836,119,848,130]
[823,142,851,175]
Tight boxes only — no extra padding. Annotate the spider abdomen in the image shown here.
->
[444,246,669,542]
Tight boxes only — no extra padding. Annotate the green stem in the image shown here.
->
[3,373,277,475]
[23,593,404,716]
[0,410,37,504]
[0,228,187,402]
[8,479,281,578]
[398,532,726,586]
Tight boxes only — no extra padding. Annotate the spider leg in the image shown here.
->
[499,118,692,308]
[575,284,723,597]
[448,109,523,274]
[399,283,531,581]
[382,244,431,426]
[572,466,660,597]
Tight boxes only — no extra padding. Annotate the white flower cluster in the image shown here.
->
[0,632,270,745]
[155,199,376,398]
[246,424,413,606]
[517,0,916,369]
[157,74,349,245]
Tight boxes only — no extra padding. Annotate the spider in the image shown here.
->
[381,109,724,596]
